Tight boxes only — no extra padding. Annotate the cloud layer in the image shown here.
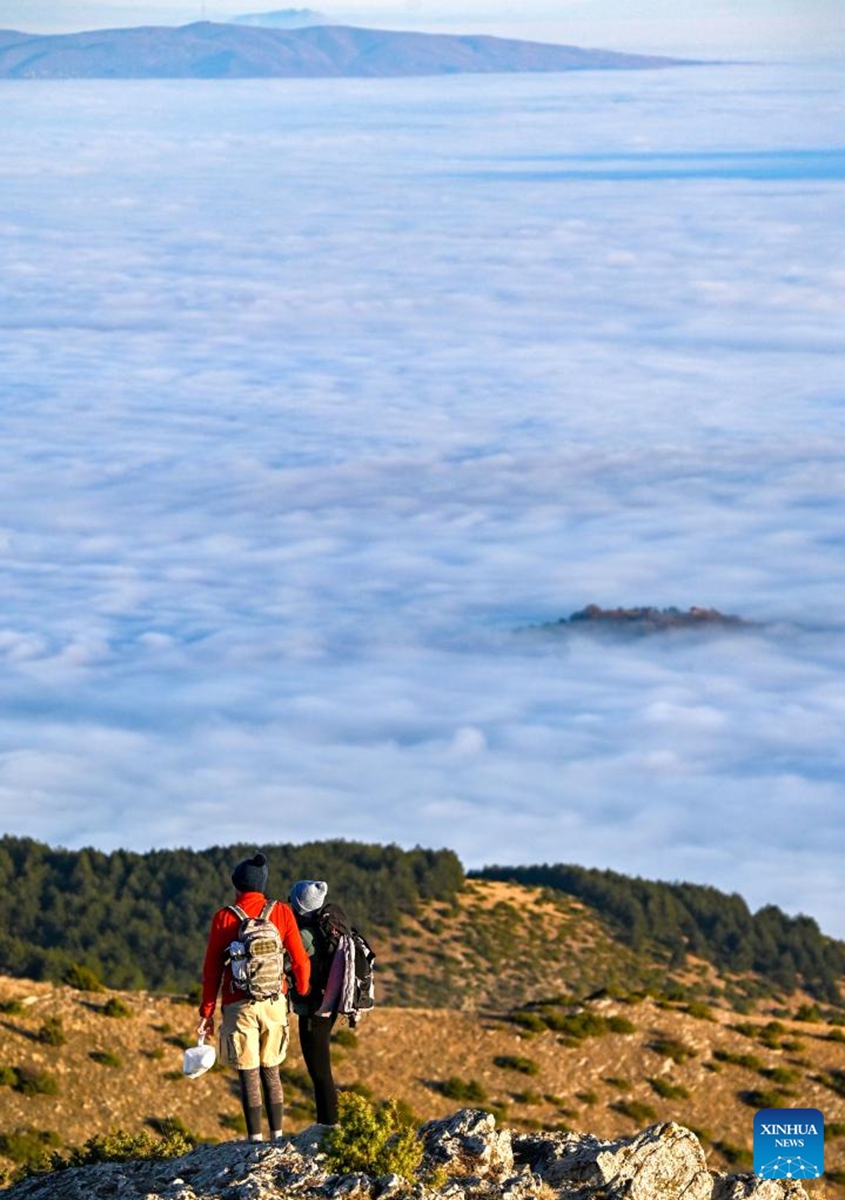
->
[1,65,844,934]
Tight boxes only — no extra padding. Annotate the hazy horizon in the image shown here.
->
[0,0,842,60]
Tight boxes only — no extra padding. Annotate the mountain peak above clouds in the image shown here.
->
[0,21,694,78]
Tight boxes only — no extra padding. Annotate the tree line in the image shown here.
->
[0,837,463,992]
[474,863,845,1003]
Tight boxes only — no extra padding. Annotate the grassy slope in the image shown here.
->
[0,880,843,1193]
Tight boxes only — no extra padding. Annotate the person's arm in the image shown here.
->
[197,909,229,1036]
[279,905,311,997]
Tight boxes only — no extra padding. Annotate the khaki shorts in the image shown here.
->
[219,997,289,1070]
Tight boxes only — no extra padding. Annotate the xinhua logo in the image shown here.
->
[753,1108,824,1180]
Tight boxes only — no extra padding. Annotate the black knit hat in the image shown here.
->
[231,852,268,894]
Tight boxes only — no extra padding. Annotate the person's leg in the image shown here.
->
[298,1013,338,1125]
[238,1068,264,1140]
[257,997,290,1138]
[260,1065,284,1137]
[221,1001,264,1140]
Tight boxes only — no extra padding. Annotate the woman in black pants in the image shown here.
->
[288,879,351,1127]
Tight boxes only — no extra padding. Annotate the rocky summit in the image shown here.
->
[4,1109,810,1200]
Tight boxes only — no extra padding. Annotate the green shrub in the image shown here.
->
[649,1038,696,1064]
[493,1055,540,1076]
[439,1076,487,1102]
[612,1099,657,1123]
[794,1004,822,1022]
[324,1094,423,1180]
[713,1141,752,1169]
[685,1002,715,1021]
[512,1089,542,1105]
[220,1112,247,1134]
[606,1015,636,1034]
[603,1077,631,1092]
[333,1028,359,1049]
[739,1089,788,1109]
[827,1029,845,1043]
[760,1067,799,1086]
[62,964,104,993]
[511,1012,546,1034]
[577,1090,598,1105]
[648,1078,690,1100]
[713,1050,763,1071]
[102,997,132,1019]
[90,1050,123,1069]
[13,1068,60,1096]
[52,1127,194,1172]
[146,1117,196,1141]
[0,1128,61,1166]
[825,1122,845,1139]
[0,1000,24,1016]
[36,1017,65,1047]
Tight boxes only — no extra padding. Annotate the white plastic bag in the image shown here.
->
[182,1032,216,1079]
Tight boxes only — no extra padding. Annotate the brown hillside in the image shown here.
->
[0,971,843,1194]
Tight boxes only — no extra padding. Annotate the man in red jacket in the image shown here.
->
[197,852,310,1141]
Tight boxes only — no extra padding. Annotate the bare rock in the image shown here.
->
[711,1175,810,1200]
[421,1110,514,1180]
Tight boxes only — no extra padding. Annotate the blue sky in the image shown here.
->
[1,0,843,58]
[2,64,844,937]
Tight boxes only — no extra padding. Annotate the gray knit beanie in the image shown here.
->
[289,879,328,915]
[231,852,269,894]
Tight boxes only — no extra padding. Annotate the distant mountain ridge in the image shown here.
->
[0,21,692,79]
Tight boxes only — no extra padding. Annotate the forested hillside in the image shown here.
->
[475,864,845,1003]
[0,838,843,1008]
[0,838,462,991]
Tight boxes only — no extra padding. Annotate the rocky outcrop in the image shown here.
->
[4,1110,810,1200]
[544,605,752,637]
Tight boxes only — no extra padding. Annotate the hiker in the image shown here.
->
[288,879,352,1127]
[197,852,310,1142]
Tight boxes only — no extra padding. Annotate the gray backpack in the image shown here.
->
[225,901,286,1001]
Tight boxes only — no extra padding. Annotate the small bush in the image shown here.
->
[0,1128,61,1166]
[36,1017,65,1047]
[90,1050,123,1068]
[439,1076,487,1102]
[612,1099,657,1123]
[0,1000,24,1016]
[333,1028,359,1049]
[685,1002,715,1021]
[220,1112,247,1134]
[649,1038,696,1064]
[577,1090,598,1105]
[648,1078,690,1100]
[603,1077,631,1092]
[512,1089,542,1105]
[713,1141,752,1169]
[493,1055,540,1076]
[760,1067,799,1086]
[325,1094,423,1180]
[825,1122,845,1140]
[13,1068,60,1096]
[738,1089,788,1109]
[102,997,132,1019]
[56,1127,194,1171]
[827,1029,845,1043]
[63,964,104,993]
[713,1050,763,1071]
[606,1015,636,1034]
[511,1012,546,1034]
[794,1004,822,1022]
[146,1117,196,1141]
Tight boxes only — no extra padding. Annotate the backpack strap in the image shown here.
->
[260,900,277,921]
[227,904,249,923]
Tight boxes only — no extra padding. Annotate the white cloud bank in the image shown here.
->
[1,65,844,934]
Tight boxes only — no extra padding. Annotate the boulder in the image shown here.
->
[421,1110,514,1180]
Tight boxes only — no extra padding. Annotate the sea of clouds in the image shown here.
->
[1,64,844,933]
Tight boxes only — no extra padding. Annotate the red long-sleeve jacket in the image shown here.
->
[200,891,311,1018]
